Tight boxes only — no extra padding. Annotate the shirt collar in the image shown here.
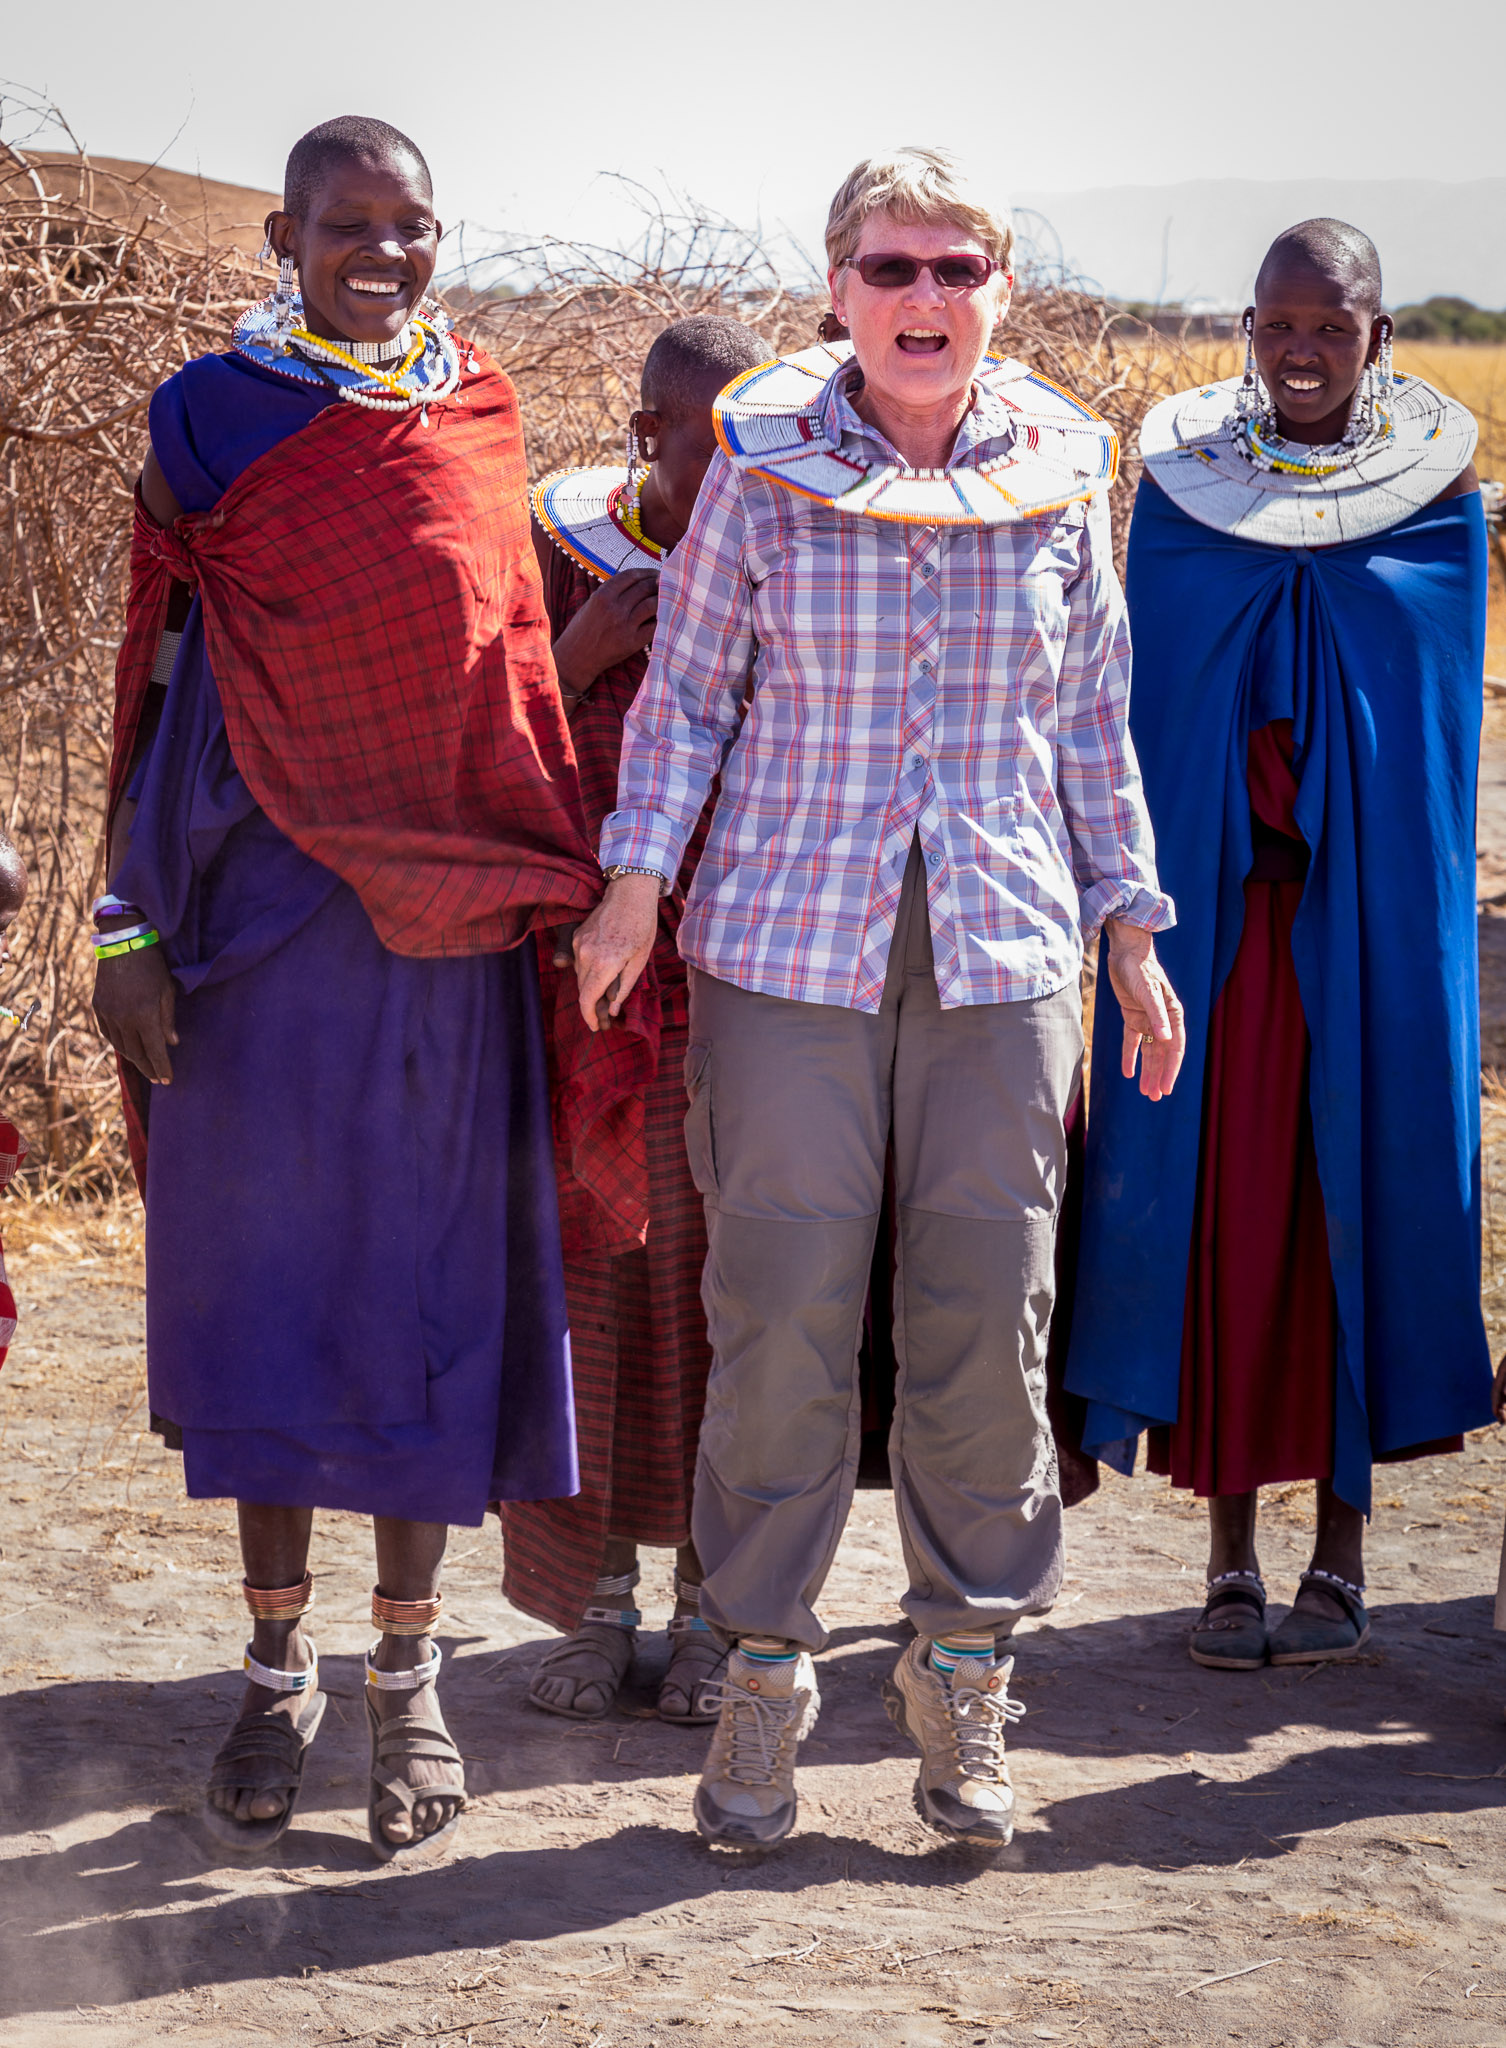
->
[818,358,1017,469]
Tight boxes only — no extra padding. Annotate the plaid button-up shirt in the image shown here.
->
[602,365,1173,1012]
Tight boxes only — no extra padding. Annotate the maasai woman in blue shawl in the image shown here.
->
[96,119,597,1864]
[1067,221,1492,1671]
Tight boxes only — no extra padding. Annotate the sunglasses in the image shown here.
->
[845,252,999,291]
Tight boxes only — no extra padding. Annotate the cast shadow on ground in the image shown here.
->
[0,1593,1502,2015]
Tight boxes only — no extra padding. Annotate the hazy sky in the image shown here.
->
[6,0,1501,279]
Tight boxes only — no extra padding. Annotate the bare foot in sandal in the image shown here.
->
[529,1564,640,1720]
[658,1568,726,1724]
[207,1625,320,1827]
[204,1572,325,1854]
[366,1634,466,1849]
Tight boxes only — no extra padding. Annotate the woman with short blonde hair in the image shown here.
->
[573,146,1184,1851]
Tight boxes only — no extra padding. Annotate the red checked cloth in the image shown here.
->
[0,1122,26,1370]
[110,347,600,957]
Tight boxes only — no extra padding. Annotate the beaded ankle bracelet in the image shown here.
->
[582,1565,641,1628]
[244,1643,319,1693]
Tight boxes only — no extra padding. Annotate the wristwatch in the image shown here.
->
[603,863,671,895]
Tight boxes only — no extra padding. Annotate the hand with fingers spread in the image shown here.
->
[572,873,662,1032]
[1104,916,1186,1103]
[94,942,178,1085]
[552,567,661,705]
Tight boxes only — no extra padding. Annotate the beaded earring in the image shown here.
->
[623,417,644,524]
[262,251,299,352]
[1372,318,1395,436]
[1235,308,1263,424]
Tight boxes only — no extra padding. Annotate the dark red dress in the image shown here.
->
[1149,723,1459,1495]
[500,539,715,1632]
[1149,723,1338,1494]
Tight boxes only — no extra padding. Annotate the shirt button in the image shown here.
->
[921,562,936,579]
[927,851,942,868]
[918,658,934,675]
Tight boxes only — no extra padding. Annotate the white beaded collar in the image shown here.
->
[531,466,663,580]
[712,340,1118,526]
[1140,374,1477,548]
[232,292,463,414]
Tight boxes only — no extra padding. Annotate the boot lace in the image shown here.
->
[945,1681,1025,1784]
[701,1679,800,1786]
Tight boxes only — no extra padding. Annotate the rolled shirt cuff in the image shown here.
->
[598,808,687,887]
[1079,879,1176,943]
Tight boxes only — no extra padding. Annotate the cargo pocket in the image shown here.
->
[683,1039,719,1196]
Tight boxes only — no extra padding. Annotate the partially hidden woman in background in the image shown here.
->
[503,315,767,1725]
[93,117,600,1861]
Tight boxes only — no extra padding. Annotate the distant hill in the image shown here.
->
[1013,178,1506,312]
[23,153,278,254]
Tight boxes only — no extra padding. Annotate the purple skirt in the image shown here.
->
[113,353,578,1524]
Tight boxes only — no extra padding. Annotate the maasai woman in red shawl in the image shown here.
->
[94,119,600,1863]
[502,318,768,1723]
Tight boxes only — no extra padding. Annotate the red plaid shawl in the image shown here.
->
[535,542,719,1257]
[110,347,600,957]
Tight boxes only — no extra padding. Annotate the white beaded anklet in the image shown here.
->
[582,1564,641,1628]
[364,1641,442,1692]
[244,1641,319,1693]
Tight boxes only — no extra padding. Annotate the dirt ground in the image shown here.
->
[3,717,1506,2048]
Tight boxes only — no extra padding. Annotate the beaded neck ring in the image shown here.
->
[234,276,467,422]
[1230,307,1396,480]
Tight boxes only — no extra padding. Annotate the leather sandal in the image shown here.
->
[202,1642,325,1857]
[1268,1568,1370,1665]
[365,1640,466,1863]
[528,1567,640,1721]
[657,1574,727,1725]
[1189,1570,1269,1670]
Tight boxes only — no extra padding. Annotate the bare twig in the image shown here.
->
[1175,1957,1289,1997]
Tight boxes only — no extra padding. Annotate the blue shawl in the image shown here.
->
[1066,477,1493,1512]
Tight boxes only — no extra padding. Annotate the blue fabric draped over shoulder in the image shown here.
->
[1065,476,1492,1513]
[112,351,578,1523]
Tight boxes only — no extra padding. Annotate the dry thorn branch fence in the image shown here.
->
[1,120,1191,1197]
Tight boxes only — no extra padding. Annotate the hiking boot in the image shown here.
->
[692,1643,820,1847]
[882,1635,1024,1847]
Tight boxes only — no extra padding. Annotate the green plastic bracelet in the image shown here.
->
[95,930,161,961]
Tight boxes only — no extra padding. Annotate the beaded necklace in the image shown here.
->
[1234,387,1394,479]
[613,478,664,559]
[233,289,465,418]
[289,324,430,407]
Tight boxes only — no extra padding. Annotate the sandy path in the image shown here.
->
[1,720,1505,2046]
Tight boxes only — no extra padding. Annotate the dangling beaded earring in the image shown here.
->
[262,250,299,353]
[1372,317,1395,437]
[1235,307,1263,425]
[623,416,644,524]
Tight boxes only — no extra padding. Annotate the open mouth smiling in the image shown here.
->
[897,328,948,355]
[343,277,406,299]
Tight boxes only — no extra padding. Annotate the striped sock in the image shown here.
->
[738,1635,798,1666]
[929,1630,996,1679]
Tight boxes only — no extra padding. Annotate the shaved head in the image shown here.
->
[283,115,431,222]
[1255,218,1383,317]
[640,317,768,419]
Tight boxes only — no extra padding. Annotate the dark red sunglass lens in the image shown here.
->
[859,256,921,287]
[934,256,992,288]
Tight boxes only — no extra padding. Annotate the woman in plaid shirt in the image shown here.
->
[574,148,1186,1850]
